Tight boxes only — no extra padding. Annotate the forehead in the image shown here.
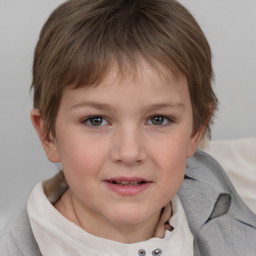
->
[69,57,185,92]
[61,60,190,111]
[101,60,184,90]
[68,55,182,88]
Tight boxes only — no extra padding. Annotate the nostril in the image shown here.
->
[110,149,146,165]
[110,132,146,165]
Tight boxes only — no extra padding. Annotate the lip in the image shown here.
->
[104,177,152,196]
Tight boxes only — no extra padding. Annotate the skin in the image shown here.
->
[31,61,204,243]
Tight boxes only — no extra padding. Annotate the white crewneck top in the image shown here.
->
[27,182,194,256]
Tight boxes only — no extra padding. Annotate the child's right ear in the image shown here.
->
[30,109,61,163]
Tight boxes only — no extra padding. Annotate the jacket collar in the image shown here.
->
[178,150,256,235]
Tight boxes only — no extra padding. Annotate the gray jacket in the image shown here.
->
[178,150,256,256]
[1,150,256,255]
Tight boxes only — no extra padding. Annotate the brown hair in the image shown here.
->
[32,0,218,138]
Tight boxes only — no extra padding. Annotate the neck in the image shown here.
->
[54,189,163,243]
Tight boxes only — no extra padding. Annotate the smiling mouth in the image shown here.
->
[108,180,147,186]
[105,178,151,195]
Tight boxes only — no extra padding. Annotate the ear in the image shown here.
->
[31,109,61,163]
[187,125,206,158]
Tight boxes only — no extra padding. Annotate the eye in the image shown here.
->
[147,115,171,126]
[83,116,109,127]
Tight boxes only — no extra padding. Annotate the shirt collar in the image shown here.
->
[28,182,194,256]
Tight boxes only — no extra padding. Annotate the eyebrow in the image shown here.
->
[70,102,113,111]
[70,101,186,111]
[145,102,186,111]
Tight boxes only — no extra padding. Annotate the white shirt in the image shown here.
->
[28,182,194,256]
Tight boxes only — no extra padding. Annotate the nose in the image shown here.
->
[110,126,146,165]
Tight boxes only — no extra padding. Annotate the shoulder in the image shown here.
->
[0,206,41,256]
[179,149,256,223]
[178,150,256,256]
[181,149,246,195]
[178,150,236,233]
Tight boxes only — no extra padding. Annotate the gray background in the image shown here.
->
[1,0,256,232]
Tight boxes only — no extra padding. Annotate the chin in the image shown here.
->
[107,206,157,226]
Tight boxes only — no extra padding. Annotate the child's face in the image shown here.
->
[36,61,203,238]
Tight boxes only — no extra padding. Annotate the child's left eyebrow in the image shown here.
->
[145,102,186,112]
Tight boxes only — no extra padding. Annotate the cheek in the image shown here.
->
[57,135,107,178]
[152,133,191,164]
[160,152,186,186]
[157,152,186,203]
[59,142,103,197]
[151,136,189,187]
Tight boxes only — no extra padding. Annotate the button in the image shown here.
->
[138,249,146,256]
[152,248,162,256]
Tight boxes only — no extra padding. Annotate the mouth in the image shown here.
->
[107,180,148,186]
[104,177,152,195]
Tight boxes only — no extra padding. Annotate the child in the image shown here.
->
[1,0,255,255]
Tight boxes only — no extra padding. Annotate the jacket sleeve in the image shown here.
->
[0,206,42,256]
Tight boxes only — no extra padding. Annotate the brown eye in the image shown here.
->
[84,116,108,127]
[147,115,172,126]
[89,117,103,126]
[150,116,165,125]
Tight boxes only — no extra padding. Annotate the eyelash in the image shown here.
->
[146,115,173,126]
[81,116,109,127]
[81,115,174,127]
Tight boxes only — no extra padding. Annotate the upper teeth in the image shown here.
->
[111,181,143,186]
